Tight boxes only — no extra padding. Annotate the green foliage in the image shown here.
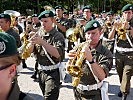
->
[0,0,132,15]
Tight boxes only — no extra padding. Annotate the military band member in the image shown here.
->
[101,11,115,53]
[13,17,23,35]
[0,13,21,47]
[0,32,33,100]
[108,4,133,100]
[28,10,65,100]
[101,11,107,22]
[67,20,113,100]
[76,15,87,43]
[82,6,93,22]
[30,14,41,79]
[54,6,70,38]
[31,14,41,32]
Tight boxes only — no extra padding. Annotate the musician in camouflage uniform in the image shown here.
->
[108,4,133,100]
[29,10,65,100]
[0,13,21,47]
[67,20,113,100]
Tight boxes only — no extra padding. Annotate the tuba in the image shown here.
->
[66,25,83,42]
[67,40,91,87]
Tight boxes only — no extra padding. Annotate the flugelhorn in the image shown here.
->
[67,40,91,87]
[115,18,128,40]
[18,27,45,59]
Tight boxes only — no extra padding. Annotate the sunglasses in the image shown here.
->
[0,64,13,71]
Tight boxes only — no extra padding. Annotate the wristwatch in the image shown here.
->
[89,59,95,64]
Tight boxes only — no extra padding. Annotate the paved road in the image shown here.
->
[18,57,133,100]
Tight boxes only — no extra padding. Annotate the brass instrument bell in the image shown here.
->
[4,10,20,27]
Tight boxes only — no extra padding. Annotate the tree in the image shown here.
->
[0,0,132,15]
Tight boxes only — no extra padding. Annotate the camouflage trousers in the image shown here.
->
[116,52,133,93]
[38,68,60,100]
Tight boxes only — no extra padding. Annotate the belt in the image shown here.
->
[40,63,60,71]
[116,47,133,52]
[77,81,103,91]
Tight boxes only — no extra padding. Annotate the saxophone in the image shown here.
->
[67,40,91,87]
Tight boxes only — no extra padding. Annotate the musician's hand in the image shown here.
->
[67,50,76,59]
[29,31,35,38]
[113,20,119,30]
[122,21,130,29]
[81,46,93,62]
[30,34,45,45]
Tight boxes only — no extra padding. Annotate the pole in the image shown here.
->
[98,0,99,14]
[104,0,106,11]
[110,0,112,11]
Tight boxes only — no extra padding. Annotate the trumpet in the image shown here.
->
[105,21,112,29]
[67,40,91,87]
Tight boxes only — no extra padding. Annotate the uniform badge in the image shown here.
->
[0,42,6,54]
[93,23,97,27]
[45,14,49,17]
[129,6,132,10]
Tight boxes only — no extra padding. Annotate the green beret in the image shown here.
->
[63,11,69,15]
[122,4,133,12]
[77,15,87,21]
[0,13,11,20]
[84,20,101,32]
[55,6,64,10]
[82,6,92,12]
[0,32,18,58]
[38,10,54,20]
[107,11,114,16]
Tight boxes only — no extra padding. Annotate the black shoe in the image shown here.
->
[118,91,123,97]
[122,94,127,100]
[31,74,37,79]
